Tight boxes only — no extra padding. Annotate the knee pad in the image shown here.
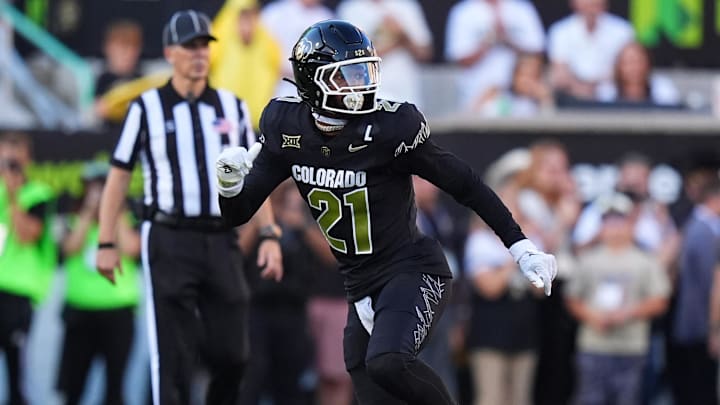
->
[366,352,413,385]
[366,352,458,405]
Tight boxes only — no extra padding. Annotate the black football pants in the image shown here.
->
[344,271,457,405]
[141,222,250,405]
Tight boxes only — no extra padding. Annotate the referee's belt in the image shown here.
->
[150,212,230,232]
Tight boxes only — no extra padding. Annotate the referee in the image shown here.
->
[96,10,283,405]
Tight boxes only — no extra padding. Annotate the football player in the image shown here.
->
[216,20,557,405]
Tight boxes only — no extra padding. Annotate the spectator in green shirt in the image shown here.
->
[56,162,141,405]
[0,131,56,405]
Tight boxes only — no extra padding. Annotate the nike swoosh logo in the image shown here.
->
[348,144,368,153]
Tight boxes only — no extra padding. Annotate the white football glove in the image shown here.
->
[215,143,262,198]
[509,239,558,296]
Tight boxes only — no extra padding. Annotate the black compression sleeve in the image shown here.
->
[407,140,525,247]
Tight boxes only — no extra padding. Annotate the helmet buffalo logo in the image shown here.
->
[294,38,314,62]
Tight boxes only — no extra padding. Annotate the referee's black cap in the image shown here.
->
[162,10,217,47]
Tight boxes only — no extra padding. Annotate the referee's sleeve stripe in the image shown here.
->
[113,102,142,167]
[110,157,135,170]
[239,99,256,146]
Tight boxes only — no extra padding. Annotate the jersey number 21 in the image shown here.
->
[308,188,372,255]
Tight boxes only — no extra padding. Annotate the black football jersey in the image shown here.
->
[220,97,525,301]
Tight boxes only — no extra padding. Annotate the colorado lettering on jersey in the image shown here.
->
[394,121,430,157]
[292,165,367,188]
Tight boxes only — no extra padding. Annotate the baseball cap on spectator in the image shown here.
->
[484,148,531,189]
[596,192,634,218]
[162,10,217,47]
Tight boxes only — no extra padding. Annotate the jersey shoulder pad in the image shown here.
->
[375,100,424,130]
[260,97,304,128]
[259,97,308,152]
[384,102,430,158]
[259,100,280,152]
[275,95,303,104]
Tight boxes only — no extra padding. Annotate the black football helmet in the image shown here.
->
[290,20,381,115]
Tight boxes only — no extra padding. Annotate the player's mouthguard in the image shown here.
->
[343,93,364,111]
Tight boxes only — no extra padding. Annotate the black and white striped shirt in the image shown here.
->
[111,81,255,218]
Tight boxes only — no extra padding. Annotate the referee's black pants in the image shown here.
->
[141,222,250,405]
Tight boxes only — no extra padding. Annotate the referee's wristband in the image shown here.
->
[258,224,282,242]
[258,235,280,243]
[97,242,116,250]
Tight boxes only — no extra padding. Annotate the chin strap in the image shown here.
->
[313,112,348,133]
[282,77,298,87]
[281,78,344,132]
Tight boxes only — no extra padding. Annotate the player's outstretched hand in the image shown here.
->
[216,143,262,198]
[509,239,558,296]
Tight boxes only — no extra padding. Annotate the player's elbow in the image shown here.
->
[219,196,253,226]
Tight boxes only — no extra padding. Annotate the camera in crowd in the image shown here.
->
[0,159,22,173]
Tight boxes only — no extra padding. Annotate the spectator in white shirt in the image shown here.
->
[261,0,334,98]
[464,149,540,405]
[476,54,554,117]
[548,0,634,100]
[596,42,681,107]
[573,153,679,268]
[445,0,545,111]
[337,0,432,106]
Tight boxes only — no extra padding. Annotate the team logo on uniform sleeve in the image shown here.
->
[281,134,302,149]
[258,133,266,144]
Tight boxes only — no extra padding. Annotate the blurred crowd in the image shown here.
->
[2,0,696,130]
[85,0,684,130]
[406,141,720,405]
[1,131,720,404]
